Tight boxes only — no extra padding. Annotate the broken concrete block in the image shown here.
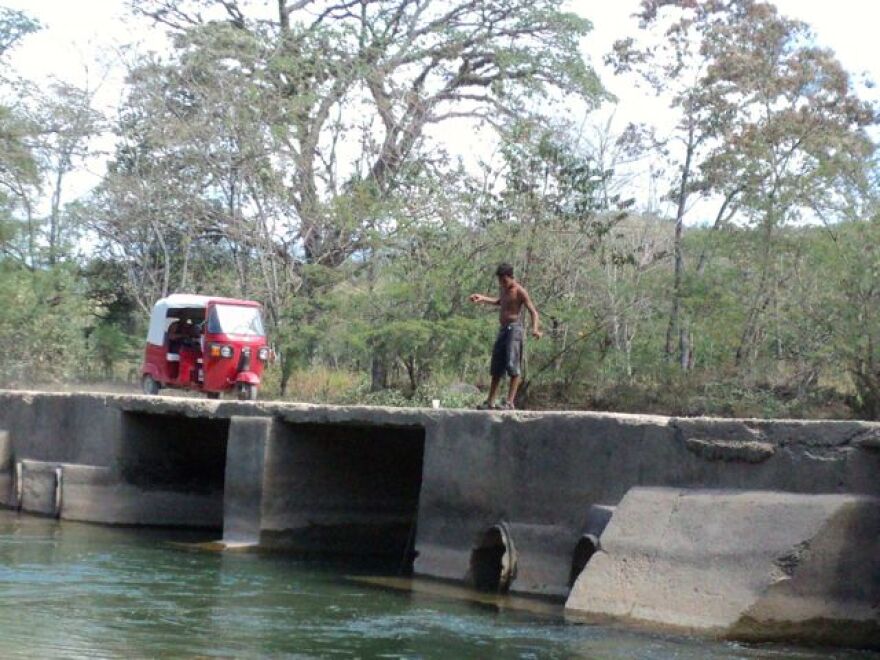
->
[566,487,880,649]
[59,464,118,522]
[19,460,61,516]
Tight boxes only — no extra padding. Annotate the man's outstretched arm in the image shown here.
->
[469,293,500,305]
[521,288,542,338]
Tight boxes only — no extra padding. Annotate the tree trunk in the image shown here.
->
[49,164,64,266]
[551,318,563,372]
[735,207,776,366]
[370,354,387,392]
[279,351,294,397]
[277,0,289,31]
[180,238,190,290]
[679,324,690,371]
[665,121,695,367]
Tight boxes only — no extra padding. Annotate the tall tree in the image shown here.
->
[611,0,875,371]
[608,0,737,370]
[129,0,604,265]
[102,0,605,392]
[0,6,40,265]
[28,82,104,265]
[695,2,875,366]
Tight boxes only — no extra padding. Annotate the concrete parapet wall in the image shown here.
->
[0,392,123,466]
[565,487,880,648]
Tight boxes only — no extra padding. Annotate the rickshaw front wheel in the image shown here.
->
[142,375,159,396]
[236,383,257,401]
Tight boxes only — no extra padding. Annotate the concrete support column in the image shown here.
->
[223,416,272,545]
[0,430,12,507]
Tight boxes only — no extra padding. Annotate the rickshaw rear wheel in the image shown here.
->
[236,383,257,401]
[142,375,159,396]
[206,392,220,400]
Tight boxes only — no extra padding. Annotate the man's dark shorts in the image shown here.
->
[490,322,523,378]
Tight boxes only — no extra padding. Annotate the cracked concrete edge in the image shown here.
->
[0,389,676,428]
[671,415,880,451]
[4,389,880,434]
[852,427,880,451]
[682,437,776,463]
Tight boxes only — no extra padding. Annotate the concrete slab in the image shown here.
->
[566,487,880,648]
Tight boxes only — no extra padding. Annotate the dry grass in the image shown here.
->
[265,366,364,403]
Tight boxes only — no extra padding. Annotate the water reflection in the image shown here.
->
[0,510,875,659]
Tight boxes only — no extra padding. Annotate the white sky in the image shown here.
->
[3,0,880,223]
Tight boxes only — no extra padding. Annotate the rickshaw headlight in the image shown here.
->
[220,345,234,359]
[258,347,270,362]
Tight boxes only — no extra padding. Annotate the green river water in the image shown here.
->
[0,510,875,659]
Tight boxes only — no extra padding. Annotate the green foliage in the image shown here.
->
[0,0,878,421]
[87,323,136,380]
[0,263,90,384]
[0,6,39,58]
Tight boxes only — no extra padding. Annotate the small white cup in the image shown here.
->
[431,399,440,409]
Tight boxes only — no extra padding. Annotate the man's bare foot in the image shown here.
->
[499,401,515,410]
[476,401,498,410]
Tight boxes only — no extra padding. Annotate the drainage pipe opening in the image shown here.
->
[469,523,517,593]
[569,533,599,588]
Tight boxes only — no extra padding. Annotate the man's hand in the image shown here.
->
[469,293,501,306]
[532,329,543,340]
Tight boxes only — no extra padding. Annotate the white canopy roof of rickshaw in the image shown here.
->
[146,294,212,346]
[158,293,213,309]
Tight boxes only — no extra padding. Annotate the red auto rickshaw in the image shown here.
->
[140,294,270,400]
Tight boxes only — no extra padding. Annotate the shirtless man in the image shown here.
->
[469,263,542,410]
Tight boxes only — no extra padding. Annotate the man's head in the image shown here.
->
[496,262,514,286]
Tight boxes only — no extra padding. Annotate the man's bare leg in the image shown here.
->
[486,376,501,406]
[506,375,521,407]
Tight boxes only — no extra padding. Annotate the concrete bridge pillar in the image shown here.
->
[223,416,272,545]
[0,430,12,507]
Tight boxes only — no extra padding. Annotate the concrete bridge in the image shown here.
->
[0,390,878,648]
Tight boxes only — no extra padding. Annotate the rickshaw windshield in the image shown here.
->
[207,304,265,336]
